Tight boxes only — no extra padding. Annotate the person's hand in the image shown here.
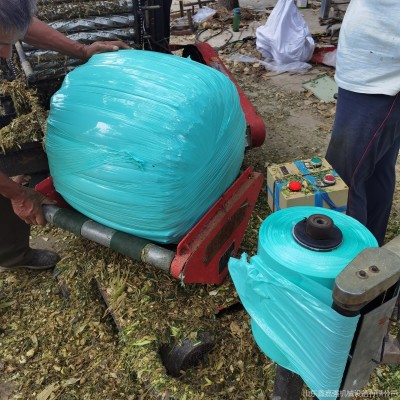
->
[11,186,57,226]
[81,40,132,60]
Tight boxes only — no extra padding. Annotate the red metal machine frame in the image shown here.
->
[36,168,263,285]
[171,167,263,284]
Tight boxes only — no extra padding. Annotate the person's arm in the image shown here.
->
[24,17,131,60]
[0,171,55,226]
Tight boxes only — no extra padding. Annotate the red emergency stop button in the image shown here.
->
[288,181,302,191]
[323,174,336,185]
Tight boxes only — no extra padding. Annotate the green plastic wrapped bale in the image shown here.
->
[46,50,246,243]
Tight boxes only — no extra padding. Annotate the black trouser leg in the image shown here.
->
[0,195,32,267]
[326,88,400,245]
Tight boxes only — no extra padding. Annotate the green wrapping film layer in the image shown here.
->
[46,50,246,243]
[229,254,359,400]
[258,206,378,289]
[228,206,378,399]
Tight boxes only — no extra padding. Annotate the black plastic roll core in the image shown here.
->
[292,214,343,251]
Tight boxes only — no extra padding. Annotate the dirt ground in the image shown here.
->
[1,1,400,400]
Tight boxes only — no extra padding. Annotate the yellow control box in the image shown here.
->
[266,157,349,212]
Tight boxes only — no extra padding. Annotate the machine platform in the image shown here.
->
[36,167,263,285]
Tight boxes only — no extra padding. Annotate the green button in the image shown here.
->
[310,157,322,167]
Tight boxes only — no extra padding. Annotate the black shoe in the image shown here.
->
[0,249,61,272]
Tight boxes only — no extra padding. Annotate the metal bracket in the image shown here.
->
[334,244,400,395]
[340,296,398,394]
[333,247,400,313]
[381,330,400,364]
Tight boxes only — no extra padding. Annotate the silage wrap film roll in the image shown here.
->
[228,206,378,400]
[257,206,378,288]
[46,50,246,243]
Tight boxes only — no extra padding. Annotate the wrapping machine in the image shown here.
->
[11,43,259,379]
[33,43,265,285]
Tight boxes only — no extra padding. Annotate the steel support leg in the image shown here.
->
[272,365,304,400]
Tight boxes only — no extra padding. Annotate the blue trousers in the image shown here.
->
[326,88,400,246]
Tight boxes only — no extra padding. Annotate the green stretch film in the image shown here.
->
[228,206,378,399]
[46,50,246,244]
[257,206,378,288]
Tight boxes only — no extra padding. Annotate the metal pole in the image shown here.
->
[43,204,175,272]
[14,41,34,81]
[320,0,332,19]
[332,244,400,398]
